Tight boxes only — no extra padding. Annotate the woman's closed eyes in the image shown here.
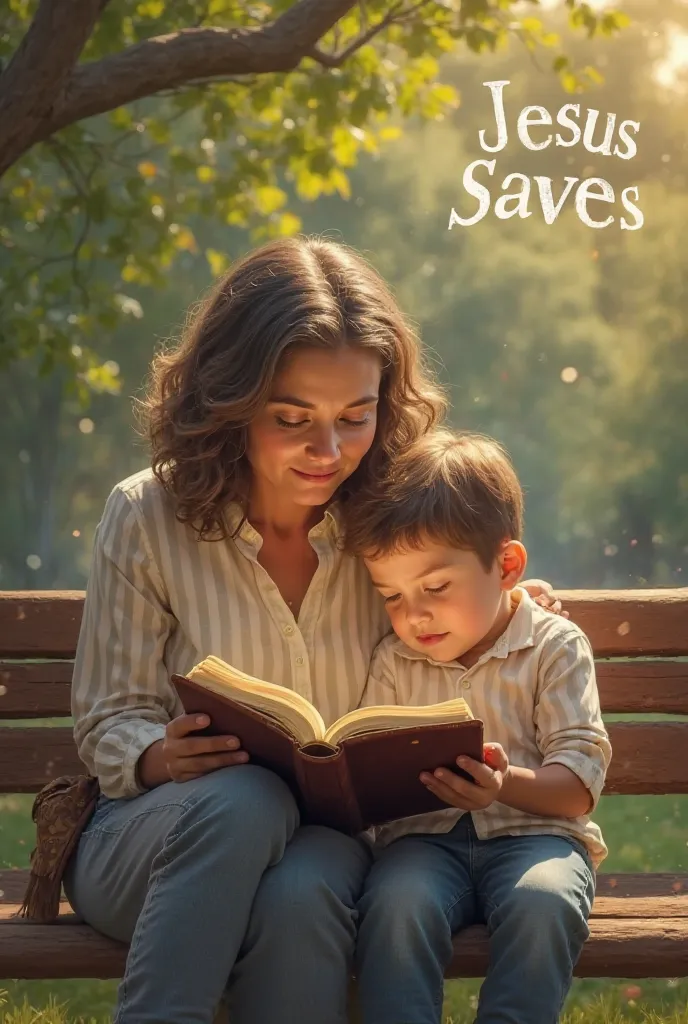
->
[275,414,372,430]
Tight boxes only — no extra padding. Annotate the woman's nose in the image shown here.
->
[306,426,340,462]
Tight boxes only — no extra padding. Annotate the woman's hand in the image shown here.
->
[138,714,249,788]
[164,714,249,782]
[420,743,509,812]
[521,578,569,619]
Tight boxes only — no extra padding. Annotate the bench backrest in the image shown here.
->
[1,589,687,796]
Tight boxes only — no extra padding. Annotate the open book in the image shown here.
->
[172,655,483,834]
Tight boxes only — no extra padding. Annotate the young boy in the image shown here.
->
[343,428,612,1024]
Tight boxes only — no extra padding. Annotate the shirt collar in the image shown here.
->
[391,585,537,668]
[224,501,342,552]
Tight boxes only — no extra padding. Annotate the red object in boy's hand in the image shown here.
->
[483,742,509,773]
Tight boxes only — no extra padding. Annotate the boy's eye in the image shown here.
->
[425,582,450,595]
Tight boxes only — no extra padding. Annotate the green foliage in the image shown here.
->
[0,0,625,392]
[0,0,684,591]
[290,0,688,588]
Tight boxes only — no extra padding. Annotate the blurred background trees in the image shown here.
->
[1,0,686,590]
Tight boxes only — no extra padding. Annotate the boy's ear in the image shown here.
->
[498,540,527,588]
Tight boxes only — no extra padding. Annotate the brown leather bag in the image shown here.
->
[17,774,100,922]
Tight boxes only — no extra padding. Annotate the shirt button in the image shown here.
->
[295,656,304,666]
[461,680,471,690]
[283,624,295,636]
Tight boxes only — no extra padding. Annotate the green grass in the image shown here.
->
[1,792,687,1023]
[1,992,687,1024]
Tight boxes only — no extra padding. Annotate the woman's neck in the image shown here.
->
[247,485,326,538]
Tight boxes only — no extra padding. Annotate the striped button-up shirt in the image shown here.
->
[361,588,611,867]
[72,469,391,799]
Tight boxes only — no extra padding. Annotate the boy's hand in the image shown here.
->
[483,742,509,774]
[420,742,509,812]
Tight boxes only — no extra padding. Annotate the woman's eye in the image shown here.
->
[341,415,370,428]
[276,416,308,429]
[384,593,401,605]
[426,583,449,595]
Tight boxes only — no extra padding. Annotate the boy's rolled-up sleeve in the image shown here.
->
[535,630,612,810]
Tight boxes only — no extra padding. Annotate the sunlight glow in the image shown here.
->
[655,30,688,88]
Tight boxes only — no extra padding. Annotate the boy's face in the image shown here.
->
[365,537,525,663]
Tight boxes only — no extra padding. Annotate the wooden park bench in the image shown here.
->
[1,588,687,993]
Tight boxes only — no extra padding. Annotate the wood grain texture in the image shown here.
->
[2,722,688,794]
[596,661,688,715]
[2,659,687,720]
[0,661,74,717]
[0,917,127,979]
[0,727,85,791]
[2,589,687,658]
[446,918,688,979]
[0,592,84,658]
[558,588,688,657]
[2,876,687,980]
[0,913,685,980]
[603,722,688,795]
[1,868,683,916]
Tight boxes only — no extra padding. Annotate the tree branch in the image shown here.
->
[35,0,359,145]
[310,0,433,67]
[0,0,437,179]
[310,1,405,67]
[0,0,105,176]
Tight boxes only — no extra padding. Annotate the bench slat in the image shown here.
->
[0,593,84,659]
[2,722,688,794]
[1,867,685,917]
[0,918,128,979]
[558,589,688,657]
[2,590,687,659]
[596,661,688,715]
[1,873,686,979]
[7,893,688,924]
[0,727,82,791]
[0,915,685,980]
[0,662,74,717]
[603,721,688,794]
[446,918,688,979]
[2,660,687,720]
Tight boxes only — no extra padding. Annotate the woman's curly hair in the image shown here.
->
[138,235,446,540]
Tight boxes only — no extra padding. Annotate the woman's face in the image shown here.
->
[247,346,382,509]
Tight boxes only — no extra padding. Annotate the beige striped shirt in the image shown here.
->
[361,588,611,867]
[72,468,391,800]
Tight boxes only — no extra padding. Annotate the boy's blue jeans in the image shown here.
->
[355,814,596,1024]
[64,763,371,1024]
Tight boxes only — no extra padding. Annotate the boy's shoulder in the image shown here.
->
[523,591,592,659]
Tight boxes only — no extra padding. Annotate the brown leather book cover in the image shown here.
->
[172,674,484,834]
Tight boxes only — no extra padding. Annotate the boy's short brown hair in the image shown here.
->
[342,428,524,571]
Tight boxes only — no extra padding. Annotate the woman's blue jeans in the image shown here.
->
[64,763,371,1024]
[355,815,596,1024]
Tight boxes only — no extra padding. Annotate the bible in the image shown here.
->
[172,655,484,834]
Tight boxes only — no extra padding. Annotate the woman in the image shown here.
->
[65,235,561,1024]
